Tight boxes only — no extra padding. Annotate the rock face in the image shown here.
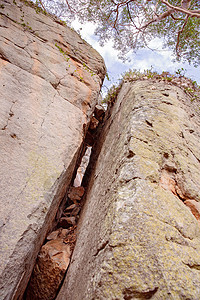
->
[57,81,200,299]
[0,1,105,299]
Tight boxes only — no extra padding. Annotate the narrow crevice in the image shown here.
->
[184,264,200,271]
[23,104,106,300]
[0,53,10,63]
[123,286,159,300]
[93,240,109,257]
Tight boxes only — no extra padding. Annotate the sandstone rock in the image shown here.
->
[57,81,200,300]
[47,230,61,241]
[185,200,200,223]
[59,228,71,239]
[73,147,92,187]
[47,228,70,241]
[89,116,99,130]
[85,131,95,146]
[94,104,105,121]
[26,239,71,300]
[58,216,76,227]
[65,204,77,211]
[0,1,105,298]
[68,186,85,202]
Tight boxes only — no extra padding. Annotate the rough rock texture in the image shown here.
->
[0,1,105,299]
[26,239,71,300]
[57,81,200,299]
[185,200,200,224]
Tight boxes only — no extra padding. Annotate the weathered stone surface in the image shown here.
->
[67,186,85,202]
[26,239,71,300]
[94,104,105,121]
[185,200,200,223]
[57,81,200,299]
[73,146,91,187]
[0,1,105,299]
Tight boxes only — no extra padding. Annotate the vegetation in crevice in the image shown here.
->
[103,68,200,105]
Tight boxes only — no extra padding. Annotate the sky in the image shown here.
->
[71,20,200,94]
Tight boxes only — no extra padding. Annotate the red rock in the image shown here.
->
[47,228,70,241]
[68,186,85,202]
[89,116,99,130]
[85,131,94,146]
[46,230,60,241]
[26,239,71,300]
[160,170,177,195]
[58,216,76,228]
[65,204,77,211]
[64,216,76,225]
[184,200,200,223]
[71,206,81,216]
[59,228,70,239]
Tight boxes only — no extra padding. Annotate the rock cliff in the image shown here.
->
[1,1,200,299]
[57,80,200,299]
[0,1,105,299]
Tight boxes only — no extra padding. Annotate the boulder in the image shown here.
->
[57,81,200,299]
[68,186,85,203]
[94,104,105,121]
[0,1,105,299]
[26,239,71,300]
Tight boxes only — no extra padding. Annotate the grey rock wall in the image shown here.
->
[0,1,105,299]
[57,81,200,299]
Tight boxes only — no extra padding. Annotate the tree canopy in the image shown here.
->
[37,0,200,66]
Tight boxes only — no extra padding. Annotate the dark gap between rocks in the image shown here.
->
[23,105,106,300]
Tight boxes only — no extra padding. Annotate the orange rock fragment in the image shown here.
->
[184,200,200,223]
[160,170,177,195]
[26,239,71,300]
[89,116,99,130]
[68,186,85,202]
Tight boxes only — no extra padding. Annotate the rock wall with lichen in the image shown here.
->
[57,80,200,299]
[0,1,106,299]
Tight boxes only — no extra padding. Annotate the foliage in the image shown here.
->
[103,68,200,104]
[34,0,200,66]
[55,43,70,61]
[103,82,123,104]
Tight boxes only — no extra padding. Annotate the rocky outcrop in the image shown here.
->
[57,80,200,299]
[0,1,105,299]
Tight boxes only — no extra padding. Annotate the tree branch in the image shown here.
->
[171,14,185,21]
[65,0,75,13]
[139,9,174,31]
[38,0,46,12]
[161,0,200,18]
[176,15,189,56]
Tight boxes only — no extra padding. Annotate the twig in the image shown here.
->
[65,0,75,13]
[171,14,185,21]
[139,9,174,31]
[176,15,189,56]
[38,0,46,12]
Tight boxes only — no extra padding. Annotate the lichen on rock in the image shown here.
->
[57,80,200,300]
[0,0,105,299]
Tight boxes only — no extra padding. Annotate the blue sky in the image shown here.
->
[72,20,200,93]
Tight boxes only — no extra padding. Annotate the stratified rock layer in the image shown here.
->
[0,1,105,299]
[57,81,200,299]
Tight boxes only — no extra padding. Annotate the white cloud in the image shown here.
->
[72,19,200,86]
